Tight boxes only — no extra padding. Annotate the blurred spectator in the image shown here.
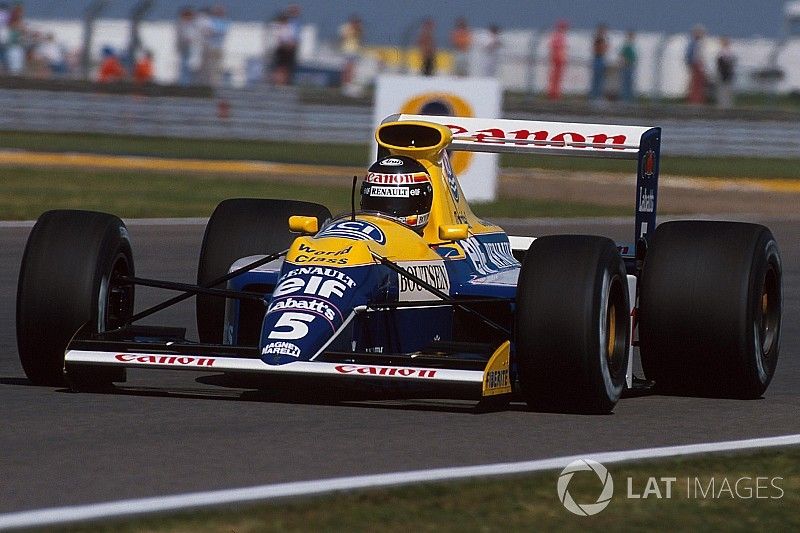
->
[271,5,301,85]
[618,30,637,102]
[450,17,471,76]
[685,24,706,104]
[8,0,20,27]
[134,49,154,84]
[98,46,126,83]
[716,36,735,109]
[590,23,608,101]
[176,6,202,86]
[35,33,66,77]
[195,7,212,83]
[202,3,229,87]
[6,0,23,74]
[481,24,501,77]
[547,19,568,100]
[338,14,362,86]
[417,18,436,76]
[0,2,9,73]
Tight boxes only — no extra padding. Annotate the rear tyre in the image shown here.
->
[17,210,134,388]
[639,221,781,398]
[196,198,331,343]
[515,236,630,414]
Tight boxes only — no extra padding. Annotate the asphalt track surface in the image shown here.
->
[1,215,798,515]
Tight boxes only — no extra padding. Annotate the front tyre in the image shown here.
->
[515,236,630,414]
[196,198,331,344]
[639,221,782,398]
[17,210,134,388]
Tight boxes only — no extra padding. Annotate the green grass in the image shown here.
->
[0,131,366,167]
[2,130,799,179]
[55,447,800,532]
[0,166,628,220]
[0,167,352,220]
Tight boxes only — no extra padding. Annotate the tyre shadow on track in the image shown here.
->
[0,376,36,386]
[14,372,538,414]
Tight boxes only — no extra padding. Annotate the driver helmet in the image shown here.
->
[360,155,433,230]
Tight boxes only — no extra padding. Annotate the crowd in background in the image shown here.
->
[329,12,738,108]
[0,1,156,84]
[0,2,74,78]
[176,3,230,86]
[0,1,742,107]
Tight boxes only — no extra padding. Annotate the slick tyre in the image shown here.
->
[196,198,331,343]
[515,236,630,414]
[17,210,134,388]
[639,221,781,398]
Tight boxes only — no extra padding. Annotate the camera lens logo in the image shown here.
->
[557,459,614,516]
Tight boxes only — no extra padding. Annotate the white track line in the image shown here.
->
[1,434,798,531]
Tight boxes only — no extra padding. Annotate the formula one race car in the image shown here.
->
[16,115,783,413]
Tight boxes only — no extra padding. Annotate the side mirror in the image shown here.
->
[288,215,319,235]
[438,224,468,241]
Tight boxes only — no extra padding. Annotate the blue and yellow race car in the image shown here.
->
[17,115,783,413]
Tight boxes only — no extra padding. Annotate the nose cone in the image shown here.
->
[260,263,381,364]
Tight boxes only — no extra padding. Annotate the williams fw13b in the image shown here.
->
[16,115,782,413]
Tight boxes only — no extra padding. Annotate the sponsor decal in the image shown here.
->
[446,124,628,150]
[397,260,450,301]
[273,274,351,299]
[643,149,656,177]
[335,364,438,378]
[484,241,518,269]
[269,296,339,322]
[261,341,301,357]
[461,237,493,275]
[281,266,357,286]
[380,157,405,166]
[485,368,510,390]
[114,354,215,367]
[639,187,655,213]
[395,211,429,228]
[482,340,511,396]
[461,236,519,276]
[441,152,460,202]
[317,220,387,245]
[367,186,410,198]
[365,172,430,184]
[292,243,359,265]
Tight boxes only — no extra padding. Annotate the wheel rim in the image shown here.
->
[757,264,780,358]
[604,276,627,377]
[607,305,617,357]
[99,254,134,332]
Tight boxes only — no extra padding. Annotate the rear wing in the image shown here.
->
[385,113,661,255]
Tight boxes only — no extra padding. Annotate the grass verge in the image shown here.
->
[2,130,799,179]
[0,166,629,220]
[56,447,800,532]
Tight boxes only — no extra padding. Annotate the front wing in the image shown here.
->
[63,330,512,398]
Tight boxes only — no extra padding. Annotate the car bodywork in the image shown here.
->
[63,114,662,401]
